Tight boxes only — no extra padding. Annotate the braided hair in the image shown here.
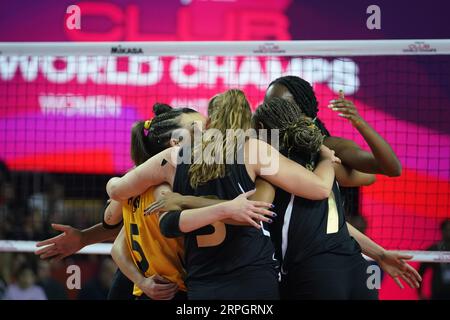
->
[253,97,324,170]
[268,75,330,137]
[130,103,196,166]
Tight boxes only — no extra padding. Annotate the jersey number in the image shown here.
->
[130,223,150,273]
[195,220,270,248]
[196,221,226,248]
[326,192,339,234]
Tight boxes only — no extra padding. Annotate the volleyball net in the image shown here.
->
[0,40,449,262]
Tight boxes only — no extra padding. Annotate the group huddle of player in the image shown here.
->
[36,76,422,300]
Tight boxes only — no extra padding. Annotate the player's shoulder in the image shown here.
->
[244,137,276,155]
[160,146,180,167]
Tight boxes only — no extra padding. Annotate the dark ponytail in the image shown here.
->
[130,103,197,166]
[130,120,152,166]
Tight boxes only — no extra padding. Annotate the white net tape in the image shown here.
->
[0,240,449,263]
[1,39,450,56]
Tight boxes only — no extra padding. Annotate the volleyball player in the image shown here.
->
[263,76,422,290]
[34,103,198,299]
[106,89,341,299]
[253,97,376,299]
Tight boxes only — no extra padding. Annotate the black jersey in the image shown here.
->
[270,153,362,273]
[172,160,278,285]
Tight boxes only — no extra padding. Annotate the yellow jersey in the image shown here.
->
[122,187,186,296]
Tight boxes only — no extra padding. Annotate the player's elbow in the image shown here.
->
[106,178,124,201]
[363,174,377,186]
[387,164,402,177]
[311,185,332,200]
[391,163,402,177]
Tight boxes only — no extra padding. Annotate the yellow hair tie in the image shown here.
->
[143,119,152,136]
[144,120,152,130]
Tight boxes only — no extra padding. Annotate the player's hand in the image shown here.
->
[137,274,179,300]
[377,251,422,289]
[320,145,341,164]
[35,224,84,261]
[223,190,275,229]
[328,90,364,127]
[144,191,184,216]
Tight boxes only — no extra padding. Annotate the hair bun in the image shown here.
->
[282,116,324,155]
[153,103,173,116]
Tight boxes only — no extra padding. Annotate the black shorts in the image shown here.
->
[281,253,379,300]
[187,267,280,300]
[107,269,135,300]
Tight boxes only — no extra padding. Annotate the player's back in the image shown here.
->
[173,160,279,299]
[270,152,361,272]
